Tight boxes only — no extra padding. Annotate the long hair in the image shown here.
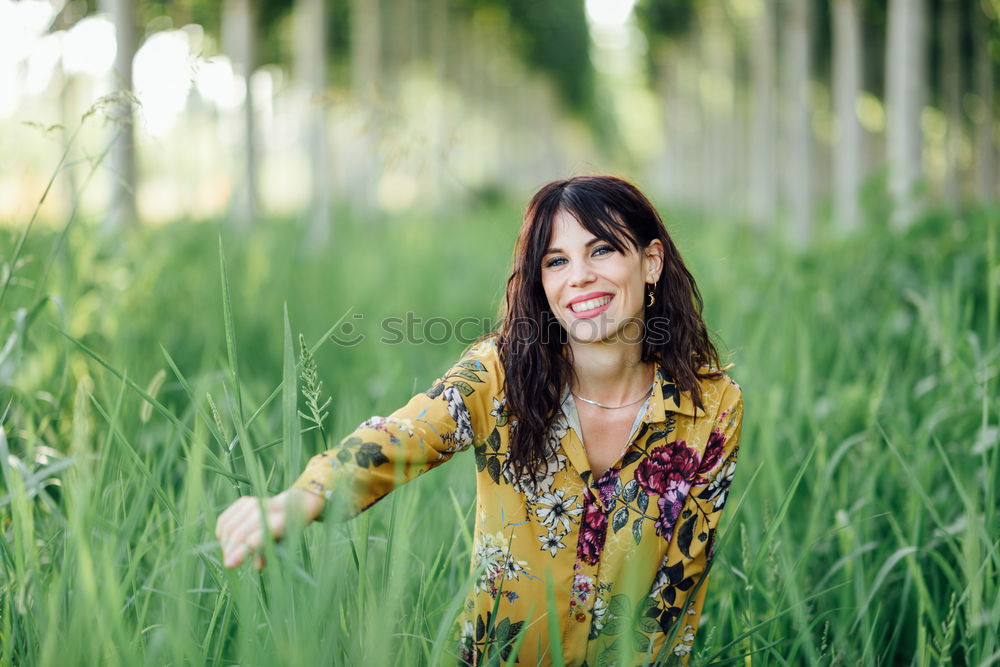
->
[494,175,722,482]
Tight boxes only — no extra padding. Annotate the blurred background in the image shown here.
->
[2,0,996,234]
[1,1,999,665]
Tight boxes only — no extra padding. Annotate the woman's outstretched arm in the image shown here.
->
[215,337,500,569]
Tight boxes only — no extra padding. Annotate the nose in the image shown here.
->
[567,260,596,287]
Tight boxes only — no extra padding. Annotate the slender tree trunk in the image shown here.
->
[429,0,448,75]
[351,0,381,211]
[885,0,926,228]
[748,0,777,227]
[697,6,737,215]
[408,0,423,65]
[352,0,381,103]
[428,0,449,208]
[725,8,749,222]
[973,3,995,202]
[55,9,80,213]
[100,0,137,233]
[782,0,811,246]
[384,0,410,97]
[296,0,331,245]
[657,43,681,202]
[940,0,961,209]
[832,0,863,231]
[58,69,80,213]
[664,39,704,210]
[224,0,258,228]
[684,42,706,211]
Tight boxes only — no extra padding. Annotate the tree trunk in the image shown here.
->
[295,0,331,246]
[885,0,926,228]
[428,0,449,208]
[748,0,777,227]
[973,3,994,202]
[384,0,410,96]
[55,7,81,212]
[661,39,704,210]
[352,0,381,103]
[223,0,258,228]
[99,0,137,234]
[656,43,682,202]
[832,0,862,231]
[351,0,381,211]
[696,6,737,216]
[59,66,80,215]
[782,0,811,246]
[940,0,961,209]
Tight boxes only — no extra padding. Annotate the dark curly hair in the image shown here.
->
[493,175,722,483]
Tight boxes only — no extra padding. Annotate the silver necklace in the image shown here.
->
[572,381,655,410]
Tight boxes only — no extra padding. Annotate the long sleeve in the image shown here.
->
[291,338,501,519]
[651,381,744,664]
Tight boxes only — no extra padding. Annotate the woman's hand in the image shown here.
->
[215,488,325,570]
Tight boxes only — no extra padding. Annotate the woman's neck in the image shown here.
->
[567,341,654,406]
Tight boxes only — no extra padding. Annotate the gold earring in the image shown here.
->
[646,283,656,307]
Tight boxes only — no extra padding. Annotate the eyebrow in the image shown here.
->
[543,237,602,255]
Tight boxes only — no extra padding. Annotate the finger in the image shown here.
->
[224,513,265,557]
[218,497,291,565]
[253,553,265,571]
[223,546,245,569]
[221,498,268,546]
[266,507,288,541]
[223,538,250,568]
[224,527,265,568]
[231,504,286,548]
[230,497,263,529]
[217,496,256,541]
[216,499,242,541]
[218,509,257,563]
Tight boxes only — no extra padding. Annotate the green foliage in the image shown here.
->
[475,0,594,114]
[0,193,997,663]
[297,332,330,448]
[634,0,698,41]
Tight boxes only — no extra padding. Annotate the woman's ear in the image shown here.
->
[644,240,665,282]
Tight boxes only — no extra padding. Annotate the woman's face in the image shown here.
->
[540,210,663,346]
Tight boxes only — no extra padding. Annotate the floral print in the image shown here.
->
[698,429,727,481]
[501,413,568,501]
[635,440,701,495]
[538,530,568,557]
[655,486,689,541]
[443,385,475,450]
[590,593,608,634]
[702,458,737,510]
[472,530,527,597]
[536,489,583,532]
[570,571,595,610]
[292,337,744,665]
[576,489,609,566]
[634,433,736,542]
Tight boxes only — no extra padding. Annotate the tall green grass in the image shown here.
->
[0,188,997,664]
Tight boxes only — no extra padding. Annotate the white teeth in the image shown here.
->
[570,296,612,312]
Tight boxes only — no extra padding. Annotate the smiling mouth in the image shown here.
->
[569,295,613,316]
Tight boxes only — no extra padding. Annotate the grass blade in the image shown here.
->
[282,303,302,481]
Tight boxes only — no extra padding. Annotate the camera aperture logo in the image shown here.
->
[329,313,672,347]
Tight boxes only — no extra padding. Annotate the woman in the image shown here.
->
[215,175,744,665]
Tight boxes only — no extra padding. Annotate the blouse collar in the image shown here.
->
[558,360,705,429]
[651,363,706,419]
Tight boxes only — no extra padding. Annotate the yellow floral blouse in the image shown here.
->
[292,337,744,666]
